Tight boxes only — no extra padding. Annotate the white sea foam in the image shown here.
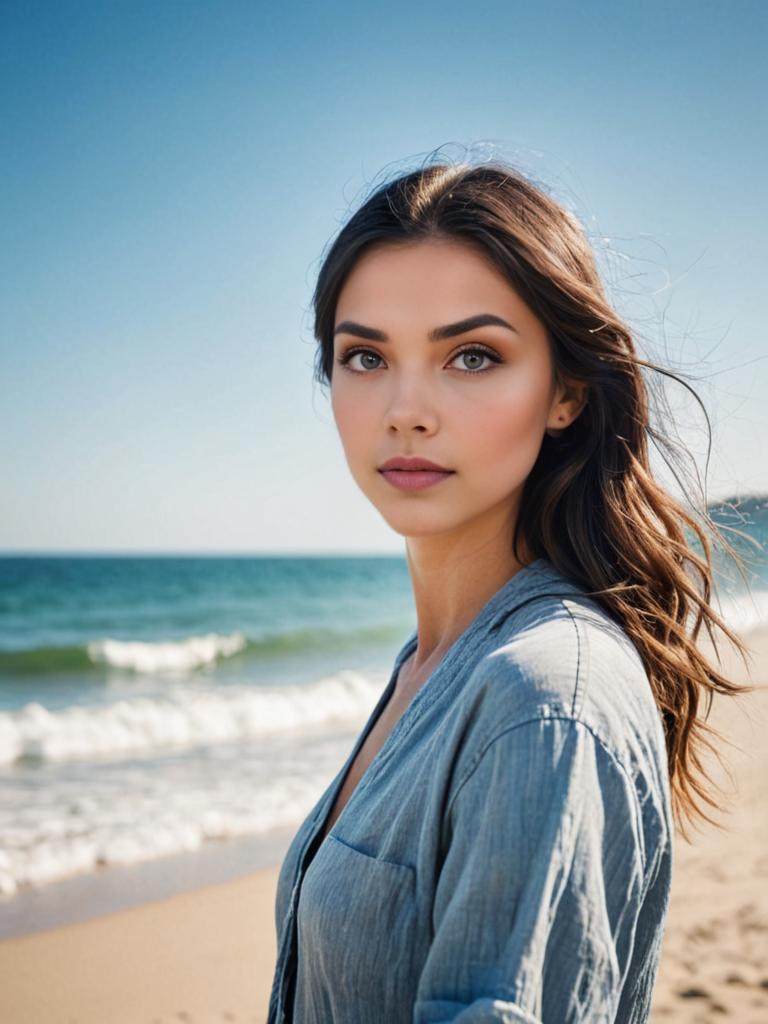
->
[2,584,764,900]
[87,631,248,673]
[0,727,355,896]
[0,669,382,767]
[0,664,391,896]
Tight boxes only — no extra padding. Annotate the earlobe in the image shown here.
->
[545,417,566,438]
[546,384,588,437]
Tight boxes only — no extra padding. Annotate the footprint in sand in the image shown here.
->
[678,986,710,999]
[725,971,747,985]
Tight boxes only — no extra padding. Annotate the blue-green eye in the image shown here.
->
[336,345,503,375]
[448,347,502,373]
[338,349,385,372]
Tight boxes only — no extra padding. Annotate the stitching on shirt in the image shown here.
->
[561,598,583,718]
[445,715,649,877]
[488,586,589,636]
[325,833,416,875]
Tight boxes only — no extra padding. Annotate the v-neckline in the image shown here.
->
[316,649,416,845]
[301,556,558,865]
[301,636,416,867]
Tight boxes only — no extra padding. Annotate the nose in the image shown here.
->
[383,376,439,435]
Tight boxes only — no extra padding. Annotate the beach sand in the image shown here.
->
[650,624,768,1024]
[1,627,766,1024]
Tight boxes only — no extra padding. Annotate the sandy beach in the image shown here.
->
[1,627,766,1024]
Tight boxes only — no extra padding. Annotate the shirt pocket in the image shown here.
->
[296,833,419,1016]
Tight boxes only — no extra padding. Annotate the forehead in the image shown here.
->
[335,238,535,330]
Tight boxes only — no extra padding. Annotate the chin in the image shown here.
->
[378,508,466,538]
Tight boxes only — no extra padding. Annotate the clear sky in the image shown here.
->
[2,0,766,554]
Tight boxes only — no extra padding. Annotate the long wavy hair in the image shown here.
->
[310,154,757,841]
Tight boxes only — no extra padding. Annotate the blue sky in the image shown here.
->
[2,0,766,553]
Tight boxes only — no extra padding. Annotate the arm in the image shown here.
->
[413,716,651,1023]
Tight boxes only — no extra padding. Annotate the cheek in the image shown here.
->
[469,386,547,469]
[331,386,370,450]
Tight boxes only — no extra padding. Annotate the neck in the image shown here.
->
[402,506,532,683]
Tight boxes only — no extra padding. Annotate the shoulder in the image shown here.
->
[451,572,674,865]
[464,568,668,779]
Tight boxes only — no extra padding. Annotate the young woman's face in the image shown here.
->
[330,237,577,541]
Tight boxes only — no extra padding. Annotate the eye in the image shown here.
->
[336,347,385,372]
[447,345,503,373]
[336,344,503,375]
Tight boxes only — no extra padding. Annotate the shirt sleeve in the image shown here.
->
[413,715,649,1024]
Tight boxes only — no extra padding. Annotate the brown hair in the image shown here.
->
[310,153,758,841]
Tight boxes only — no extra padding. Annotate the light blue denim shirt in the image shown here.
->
[267,558,673,1023]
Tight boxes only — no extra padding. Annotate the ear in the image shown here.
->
[545,380,588,437]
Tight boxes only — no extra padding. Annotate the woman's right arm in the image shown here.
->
[413,714,662,1023]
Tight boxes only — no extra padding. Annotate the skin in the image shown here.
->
[331,237,587,695]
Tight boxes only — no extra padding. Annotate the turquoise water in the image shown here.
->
[0,555,417,899]
[0,500,765,900]
[0,555,416,709]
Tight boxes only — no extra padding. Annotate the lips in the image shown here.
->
[378,460,455,492]
[378,456,454,473]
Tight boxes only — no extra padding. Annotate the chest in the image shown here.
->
[317,685,415,843]
[319,688,411,839]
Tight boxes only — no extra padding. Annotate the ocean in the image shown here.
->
[0,500,765,929]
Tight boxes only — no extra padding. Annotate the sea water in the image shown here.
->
[0,555,415,911]
[0,501,765,924]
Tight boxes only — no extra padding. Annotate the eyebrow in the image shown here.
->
[332,313,519,343]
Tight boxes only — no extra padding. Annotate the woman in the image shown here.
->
[267,157,752,1023]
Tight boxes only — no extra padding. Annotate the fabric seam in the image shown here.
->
[445,714,649,877]
[562,597,585,718]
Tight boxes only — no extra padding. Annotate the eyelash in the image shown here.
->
[336,344,504,375]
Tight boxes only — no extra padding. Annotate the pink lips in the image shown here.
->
[379,468,455,491]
